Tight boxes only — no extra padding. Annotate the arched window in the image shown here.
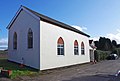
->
[57,37,64,55]
[74,40,79,55]
[13,32,17,49]
[28,28,33,48]
[81,42,85,55]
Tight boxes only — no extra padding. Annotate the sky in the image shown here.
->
[0,0,120,49]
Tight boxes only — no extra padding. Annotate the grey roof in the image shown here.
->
[23,6,90,37]
[10,6,90,37]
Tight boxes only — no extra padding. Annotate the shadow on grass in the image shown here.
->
[0,58,37,71]
[0,58,39,79]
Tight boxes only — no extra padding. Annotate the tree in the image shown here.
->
[94,41,99,48]
[98,37,105,50]
[95,37,113,51]
[112,40,117,47]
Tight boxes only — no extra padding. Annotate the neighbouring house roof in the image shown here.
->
[89,40,97,49]
[7,6,90,37]
[89,40,93,44]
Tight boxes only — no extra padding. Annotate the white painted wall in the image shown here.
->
[8,10,40,69]
[40,21,90,70]
[8,8,90,70]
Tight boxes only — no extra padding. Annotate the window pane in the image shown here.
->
[61,48,64,55]
[58,48,60,55]
[81,42,85,55]
[57,37,64,55]
[13,32,17,49]
[74,46,79,55]
[28,28,33,48]
[81,48,85,55]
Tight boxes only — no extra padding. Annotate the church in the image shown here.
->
[7,6,90,70]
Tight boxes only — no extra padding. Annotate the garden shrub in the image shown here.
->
[94,50,110,61]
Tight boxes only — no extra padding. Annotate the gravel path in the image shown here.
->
[1,59,120,81]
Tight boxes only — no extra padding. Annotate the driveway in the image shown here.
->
[1,59,120,81]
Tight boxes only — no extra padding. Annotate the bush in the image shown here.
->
[112,48,120,57]
[94,50,110,61]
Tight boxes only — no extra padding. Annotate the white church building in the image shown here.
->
[7,6,90,70]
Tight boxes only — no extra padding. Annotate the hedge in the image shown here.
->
[94,50,110,61]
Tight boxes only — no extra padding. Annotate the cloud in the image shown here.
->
[90,29,120,44]
[72,25,87,31]
[117,29,120,33]
[106,30,120,44]
[89,37,99,41]
[0,38,8,47]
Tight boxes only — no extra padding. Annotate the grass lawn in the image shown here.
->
[0,58,38,79]
[0,51,7,54]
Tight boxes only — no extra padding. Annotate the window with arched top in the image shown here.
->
[81,42,85,55]
[28,28,33,48]
[57,37,64,55]
[74,40,79,55]
[13,32,17,49]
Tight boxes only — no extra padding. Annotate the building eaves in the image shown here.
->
[22,6,90,37]
[9,6,90,37]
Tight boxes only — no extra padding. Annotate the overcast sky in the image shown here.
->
[0,0,120,48]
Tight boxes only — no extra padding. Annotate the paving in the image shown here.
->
[1,59,120,81]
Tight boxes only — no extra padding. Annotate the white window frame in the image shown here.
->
[57,44,64,55]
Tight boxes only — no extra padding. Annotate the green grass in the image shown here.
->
[0,50,8,54]
[0,58,38,79]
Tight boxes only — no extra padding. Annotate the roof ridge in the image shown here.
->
[10,6,90,37]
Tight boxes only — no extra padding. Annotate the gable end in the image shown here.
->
[7,6,40,29]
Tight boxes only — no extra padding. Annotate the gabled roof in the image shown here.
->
[7,6,90,37]
[89,40,93,44]
[89,40,97,49]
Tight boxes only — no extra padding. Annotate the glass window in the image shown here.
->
[13,32,17,49]
[74,40,79,55]
[28,28,33,48]
[57,37,64,55]
[81,42,85,55]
